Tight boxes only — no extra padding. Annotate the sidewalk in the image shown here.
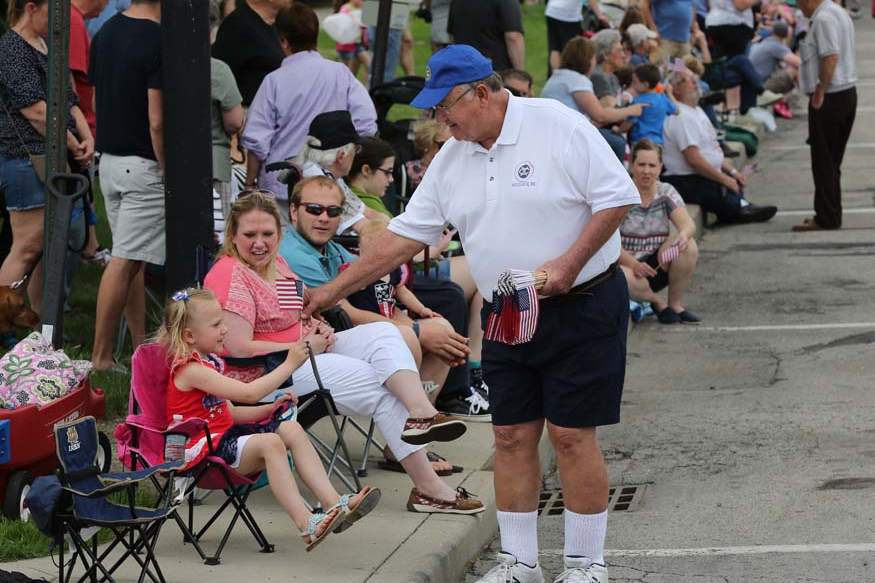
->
[2,421,555,583]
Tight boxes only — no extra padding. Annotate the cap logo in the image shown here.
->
[425,66,432,81]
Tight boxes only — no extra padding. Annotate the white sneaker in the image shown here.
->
[554,557,608,583]
[475,552,544,583]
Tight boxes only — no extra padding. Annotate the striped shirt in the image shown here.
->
[620,182,686,260]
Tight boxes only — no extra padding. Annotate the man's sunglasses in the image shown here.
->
[297,202,343,218]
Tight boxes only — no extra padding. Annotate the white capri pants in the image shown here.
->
[288,322,425,461]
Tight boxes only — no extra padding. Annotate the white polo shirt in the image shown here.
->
[663,102,724,177]
[388,94,640,302]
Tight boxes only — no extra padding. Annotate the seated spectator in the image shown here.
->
[406,119,450,191]
[157,288,380,550]
[749,20,799,96]
[625,23,659,66]
[590,29,629,105]
[625,63,677,144]
[541,37,646,161]
[662,68,777,224]
[619,140,700,324]
[500,68,534,97]
[341,139,491,419]
[280,175,472,408]
[204,191,485,515]
[241,3,377,220]
[291,110,387,238]
[619,5,647,34]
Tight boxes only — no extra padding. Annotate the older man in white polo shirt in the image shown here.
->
[305,45,638,583]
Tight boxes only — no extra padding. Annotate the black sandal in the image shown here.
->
[377,447,462,476]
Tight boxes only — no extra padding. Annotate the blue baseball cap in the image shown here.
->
[410,45,494,109]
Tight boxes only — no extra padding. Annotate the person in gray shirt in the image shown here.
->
[792,0,856,232]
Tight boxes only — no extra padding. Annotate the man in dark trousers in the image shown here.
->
[793,0,857,232]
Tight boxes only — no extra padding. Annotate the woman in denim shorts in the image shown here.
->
[0,0,94,312]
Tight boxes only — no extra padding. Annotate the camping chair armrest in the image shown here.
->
[168,418,208,438]
[64,461,183,498]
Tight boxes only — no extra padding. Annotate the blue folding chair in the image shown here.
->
[53,416,180,583]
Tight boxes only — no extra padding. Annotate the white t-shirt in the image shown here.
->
[662,102,725,176]
[799,0,857,95]
[388,94,640,302]
[705,0,754,28]
[546,0,584,22]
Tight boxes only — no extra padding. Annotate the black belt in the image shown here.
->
[541,261,618,302]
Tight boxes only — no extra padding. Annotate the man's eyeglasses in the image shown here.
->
[297,202,343,218]
[433,86,473,114]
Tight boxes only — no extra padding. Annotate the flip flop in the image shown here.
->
[301,507,345,552]
[332,486,381,533]
[378,449,462,476]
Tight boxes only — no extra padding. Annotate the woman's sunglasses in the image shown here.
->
[297,202,343,218]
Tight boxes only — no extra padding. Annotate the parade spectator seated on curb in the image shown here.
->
[619,140,700,325]
[157,288,381,552]
[204,191,485,515]
[625,23,659,66]
[241,2,377,220]
[406,119,451,192]
[541,37,646,161]
[500,68,533,97]
[279,175,481,419]
[661,68,778,225]
[0,0,93,317]
[623,64,677,145]
[749,20,800,95]
[291,110,385,238]
[590,29,628,105]
[344,137,490,420]
[88,0,160,372]
[211,0,286,106]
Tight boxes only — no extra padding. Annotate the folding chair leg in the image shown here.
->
[349,418,385,478]
[327,412,362,491]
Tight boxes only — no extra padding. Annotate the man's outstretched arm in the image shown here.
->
[303,229,425,317]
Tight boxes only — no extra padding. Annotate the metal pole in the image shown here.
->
[370,0,393,90]
[161,0,213,292]
[42,0,71,346]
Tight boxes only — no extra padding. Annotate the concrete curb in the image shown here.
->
[374,431,557,583]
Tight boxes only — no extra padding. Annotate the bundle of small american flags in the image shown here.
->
[484,269,547,345]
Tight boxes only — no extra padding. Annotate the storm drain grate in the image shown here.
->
[538,484,645,516]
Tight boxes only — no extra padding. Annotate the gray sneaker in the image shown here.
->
[475,552,544,583]
[553,557,608,583]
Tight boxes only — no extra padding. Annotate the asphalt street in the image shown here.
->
[467,14,875,583]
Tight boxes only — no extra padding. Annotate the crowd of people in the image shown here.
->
[0,0,859,577]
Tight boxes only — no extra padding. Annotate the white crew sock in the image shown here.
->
[563,509,607,564]
[497,510,539,567]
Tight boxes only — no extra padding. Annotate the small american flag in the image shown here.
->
[276,277,304,311]
[485,270,542,345]
[658,241,681,266]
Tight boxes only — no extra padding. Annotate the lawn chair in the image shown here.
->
[51,416,179,583]
[115,343,275,565]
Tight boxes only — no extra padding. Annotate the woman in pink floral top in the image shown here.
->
[204,191,484,515]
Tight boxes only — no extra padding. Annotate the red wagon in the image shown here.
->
[0,378,110,521]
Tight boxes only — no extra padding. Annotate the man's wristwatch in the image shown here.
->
[411,321,420,338]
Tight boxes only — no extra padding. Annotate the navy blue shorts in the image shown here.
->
[481,268,629,428]
[215,417,283,466]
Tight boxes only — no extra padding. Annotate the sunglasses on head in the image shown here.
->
[298,202,343,218]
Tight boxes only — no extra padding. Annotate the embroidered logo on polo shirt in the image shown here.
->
[512,161,536,187]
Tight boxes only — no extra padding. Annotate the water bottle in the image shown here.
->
[164,414,186,463]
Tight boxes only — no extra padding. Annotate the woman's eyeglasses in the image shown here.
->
[297,202,344,218]
[375,167,394,177]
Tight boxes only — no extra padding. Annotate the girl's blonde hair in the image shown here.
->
[156,288,218,365]
[221,190,283,280]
